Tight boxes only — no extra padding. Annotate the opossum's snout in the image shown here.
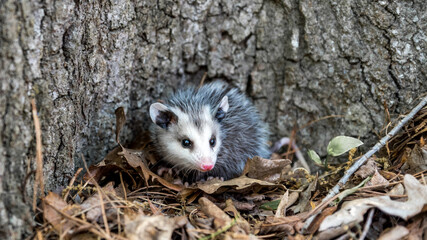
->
[198,158,215,172]
[200,163,214,171]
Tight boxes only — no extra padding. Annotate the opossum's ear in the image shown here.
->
[215,96,229,121]
[150,103,178,129]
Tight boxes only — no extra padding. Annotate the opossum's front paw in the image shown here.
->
[157,167,173,176]
[172,178,191,188]
[206,176,224,181]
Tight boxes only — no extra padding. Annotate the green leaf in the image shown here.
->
[260,199,280,210]
[332,176,372,205]
[327,136,363,157]
[308,150,322,165]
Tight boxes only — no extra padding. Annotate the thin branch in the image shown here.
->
[198,72,208,88]
[81,154,111,237]
[360,209,375,240]
[31,99,44,211]
[119,171,127,201]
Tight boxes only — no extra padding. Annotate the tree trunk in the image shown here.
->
[1,0,426,238]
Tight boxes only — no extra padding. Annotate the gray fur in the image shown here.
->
[149,81,270,182]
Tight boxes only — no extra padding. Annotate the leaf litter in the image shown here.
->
[32,105,427,239]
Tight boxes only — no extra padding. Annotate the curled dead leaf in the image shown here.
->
[243,156,292,182]
[125,215,187,240]
[355,158,377,179]
[194,176,281,195]
[80,182,116,222]
[43,192,82,237]
[378,225,409,240]
[319,174,427,231]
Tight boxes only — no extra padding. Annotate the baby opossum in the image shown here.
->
[149,81,270,182]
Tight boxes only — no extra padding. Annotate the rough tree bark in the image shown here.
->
[0,0,426,238]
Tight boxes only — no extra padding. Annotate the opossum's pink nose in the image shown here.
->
[201,163,214,171]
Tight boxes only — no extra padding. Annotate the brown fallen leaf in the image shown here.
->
[305,206,337,234]
[378,225,409,240]
[275,190,289,218]
[80,182,116,222]
[223,199,251,234]
[194,176,281,195]
[355,158,377,179]
[220,199,256,211]
[224,232,258,240]
[198,197,244,234]
[43,192,81,237]
[317,222,357,240]
[286,192,300,209]
[406,216,427,240]
[319,174,427,231]
[119,146,183,192]
[243,156,292,182]
[290,177,317,214]
[402,144,427,173]
[83,146,139,188]
[379,170,397,180]
[259,216,299,235]
[366,169,389,188]
[387,183,405,196]
[124,215,187,240]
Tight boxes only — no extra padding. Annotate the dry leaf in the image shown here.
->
[43,192,81,237]
[259,215,303,235]
[243,156,292,182]
[305,206,337,234]
[224,199,251,234]
[319,174,427,231]
[406,216,427,240]
[80,182,116,222]
[366,169,389,187]
[199,197,245,234]
[119,147,183,191]
[402,145,427,173]
[286,192,300,209]
[387,183,404,196]
[194,176,281,195]
[317,222,357,240]
[290,178,317,214]
[125,215,187,240]
[378,225,409,240]
[355,158,377,179]
[275,190,289,218]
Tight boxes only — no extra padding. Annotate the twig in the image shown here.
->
[31,99,44,211]
[81,154,111,238]
[198,72,208,89]
[119,171,127,201]
[360,209,375,240]
[299,115,345,130]
[303,96,427,231]
[97,184,110,236]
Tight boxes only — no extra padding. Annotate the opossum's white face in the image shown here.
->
[150,96,229,172]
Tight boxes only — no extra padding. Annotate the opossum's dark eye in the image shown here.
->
[209,136,216,147]
[181,139,192,148]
